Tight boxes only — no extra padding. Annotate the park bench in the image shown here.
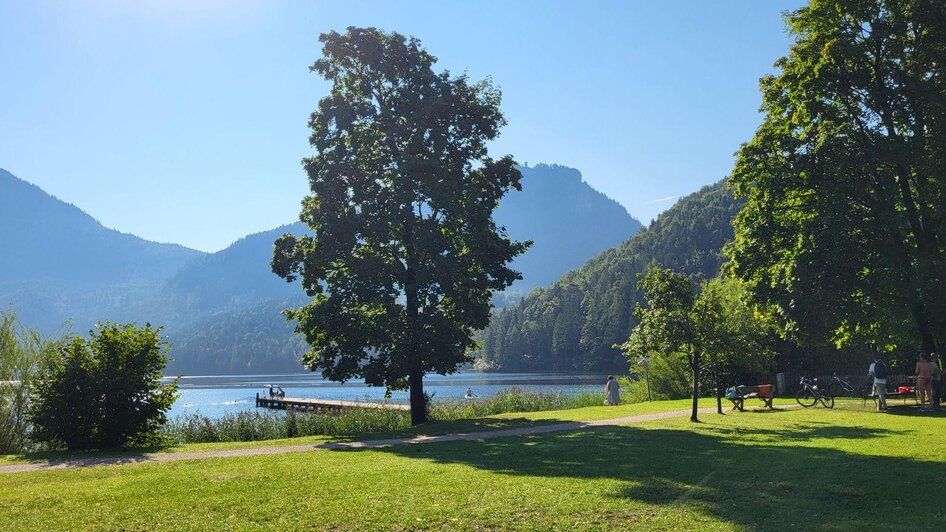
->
[727,384,775,412]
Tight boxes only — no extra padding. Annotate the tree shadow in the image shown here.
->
[336,420,946,529]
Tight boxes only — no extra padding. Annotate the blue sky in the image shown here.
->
[0,0,805,252]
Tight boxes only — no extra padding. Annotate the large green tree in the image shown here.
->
[727,0,946,358]
[272,28,528,424]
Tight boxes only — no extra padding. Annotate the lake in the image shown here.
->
[165,372,606,419]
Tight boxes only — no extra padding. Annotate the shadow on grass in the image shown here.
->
[341,420,946,529]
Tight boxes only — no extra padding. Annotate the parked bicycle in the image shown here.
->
[825,373,870,400]
[795,376,834,408]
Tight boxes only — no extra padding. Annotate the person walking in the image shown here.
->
[868,355,888,412]
[916,354,934,411]
[604,375,620,406]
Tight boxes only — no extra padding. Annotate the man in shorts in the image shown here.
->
[868,355,888,412]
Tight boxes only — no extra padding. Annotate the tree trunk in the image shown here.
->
[403,213,426,425]
[690,351,701,422]
[912,303,938,356]
[714,360,722,415]
[408,369,426,425]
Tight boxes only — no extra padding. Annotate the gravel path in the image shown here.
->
[0,406,727,475]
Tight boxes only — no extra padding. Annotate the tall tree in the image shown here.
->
[272,28,528,424]
[727,0,946,357]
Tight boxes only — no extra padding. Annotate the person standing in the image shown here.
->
[916,354,934,411]
[605,375,620,406]
[868,355,888,412]
[928,353,942,411]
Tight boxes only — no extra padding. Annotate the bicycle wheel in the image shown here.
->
[820,394,835,409]
[796,387,817,407]
[827,382,843,398]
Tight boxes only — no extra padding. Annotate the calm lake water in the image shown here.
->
[164,372,605,419]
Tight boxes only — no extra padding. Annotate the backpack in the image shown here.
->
[873,361,888,379]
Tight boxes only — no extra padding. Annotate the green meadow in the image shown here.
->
[2,399,944,531]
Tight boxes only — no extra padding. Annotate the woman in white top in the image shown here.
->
[605,375,620,406]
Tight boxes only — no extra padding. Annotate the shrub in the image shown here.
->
[0,312,61,454]
[29,323,178,450]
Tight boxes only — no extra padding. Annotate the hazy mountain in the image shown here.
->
[1,165,645,374]
[164,223,308,312]
[0,168,201,285]
[499,164,643,300]
[0,168,204,331]
[475,181,741,372]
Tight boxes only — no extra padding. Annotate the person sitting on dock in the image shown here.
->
[276,386,286,398]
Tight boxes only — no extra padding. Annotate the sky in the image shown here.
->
[0,0,806,252]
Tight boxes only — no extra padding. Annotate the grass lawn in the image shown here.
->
[1,400,944,530]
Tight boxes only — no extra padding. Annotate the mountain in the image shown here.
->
[0,168,204,331]
[475,181,741,372]
[163,223,308,312]
[1,164,645,375]
[498,164,643,299]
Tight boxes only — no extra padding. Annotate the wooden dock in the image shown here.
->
[255,393,410,413]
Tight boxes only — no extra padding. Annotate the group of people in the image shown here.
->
[868,353,943,412]
[267,385,286,398]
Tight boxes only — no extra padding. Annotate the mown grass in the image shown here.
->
[2,400,944,530]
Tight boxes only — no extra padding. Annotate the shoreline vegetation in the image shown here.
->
[162,389,604,445]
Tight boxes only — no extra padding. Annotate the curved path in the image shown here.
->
[0,406,735,475]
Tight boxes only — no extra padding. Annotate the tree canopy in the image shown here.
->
[272,27,527,424]
[726,0,946,358]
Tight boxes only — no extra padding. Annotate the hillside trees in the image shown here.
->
[727,0,946,357]
[476,182,742,372]
[272,28,528,424]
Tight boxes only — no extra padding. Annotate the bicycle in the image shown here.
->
[795,376,834,408]
[826,373,870,401]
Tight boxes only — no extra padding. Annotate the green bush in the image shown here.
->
[0,312,61,454]
[29,323,178,450]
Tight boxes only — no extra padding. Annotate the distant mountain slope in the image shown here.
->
[0,168,202,284]
[164,223,308,312]
[0,168,204,331]
[164,164,644,374]
[476,181,741,372]
[499,164,643,298]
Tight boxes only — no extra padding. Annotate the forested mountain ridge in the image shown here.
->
[475,181,741,372]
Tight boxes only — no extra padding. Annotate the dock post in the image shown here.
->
[256,392,259,407]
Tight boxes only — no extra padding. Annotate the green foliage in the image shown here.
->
[272,27,527,423]
[0,312,61,454]
[29,323,178,450]
[430,388,602,420]
[620,268,776,420]
[164,408,409,444]
[477,181,742,372]
[726,0,946,357]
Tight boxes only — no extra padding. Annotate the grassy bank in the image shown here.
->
[3,400,944,529]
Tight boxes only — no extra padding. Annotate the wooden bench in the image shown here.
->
[727,384,775,412]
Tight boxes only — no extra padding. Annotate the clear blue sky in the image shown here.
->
[0,0,805,252]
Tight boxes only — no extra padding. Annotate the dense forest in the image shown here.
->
[475,181,741,372]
